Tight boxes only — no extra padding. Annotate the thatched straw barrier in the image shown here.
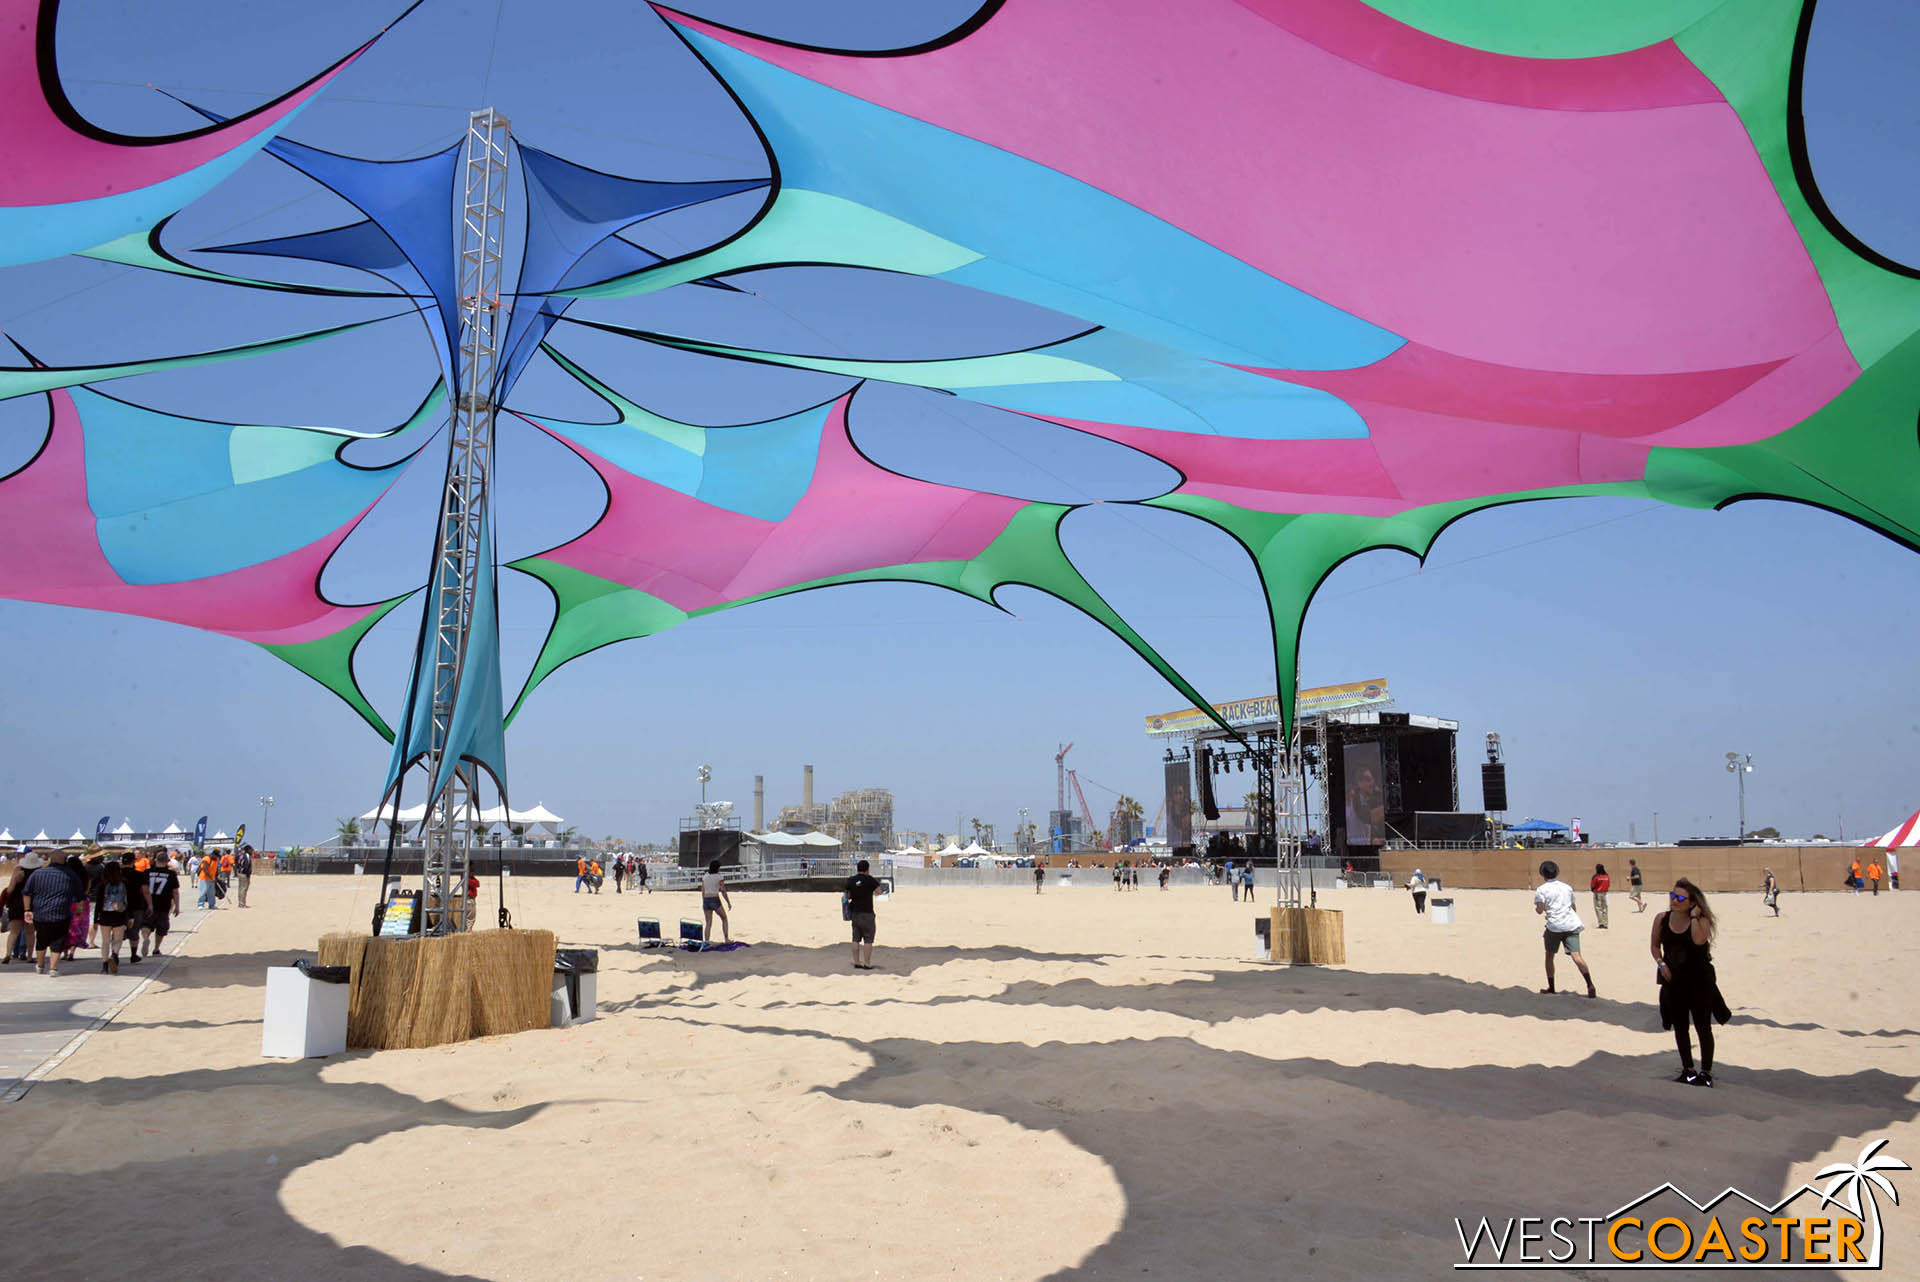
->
[317,929,556,1050]
[1268,906,1346,965]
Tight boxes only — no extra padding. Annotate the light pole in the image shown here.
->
[258,795,274,854]
[1724,752,1753,839]
[1018,807,1029,854]
[697,764,711,807]
[1652,811,1660,846]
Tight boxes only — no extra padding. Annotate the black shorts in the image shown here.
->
[850,912,876,944]
[150,912,171,938]
[33,920,69,950]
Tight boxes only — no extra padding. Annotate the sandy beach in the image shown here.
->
[6,875,1917,1280]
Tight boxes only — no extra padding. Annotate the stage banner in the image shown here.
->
[1342,742,1386,846]
[1164,759,1194,849]
[1145,679,1391,737]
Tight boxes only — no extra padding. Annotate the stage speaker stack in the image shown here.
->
[1197,745,1220,820]
[1481,762,1508,812]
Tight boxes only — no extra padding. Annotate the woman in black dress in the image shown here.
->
[1650,877,1731,1086]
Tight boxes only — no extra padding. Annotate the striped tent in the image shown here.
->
[1864,810,1920,849]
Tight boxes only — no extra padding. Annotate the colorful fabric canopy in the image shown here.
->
[1864,810,1920,849]
[1,0,1917,781]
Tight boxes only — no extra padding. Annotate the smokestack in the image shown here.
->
[803,764,814,810]
[754,775,765,831]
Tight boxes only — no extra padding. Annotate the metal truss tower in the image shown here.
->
[418,108,510,935]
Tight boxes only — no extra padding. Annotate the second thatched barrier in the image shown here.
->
[317,929,556,1050]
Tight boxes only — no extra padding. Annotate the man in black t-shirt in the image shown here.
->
[844,859,882,970]
[144,860,182,956]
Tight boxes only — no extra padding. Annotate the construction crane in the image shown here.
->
[1055,741,1074,816]
[1066,768,1104,848]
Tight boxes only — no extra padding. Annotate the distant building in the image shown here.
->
[775,786,895,853]
[1109,802,1144,847]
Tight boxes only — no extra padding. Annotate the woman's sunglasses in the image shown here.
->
[1670,891,1689,901]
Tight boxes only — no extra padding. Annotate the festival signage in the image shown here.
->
[1144,679,1392,737]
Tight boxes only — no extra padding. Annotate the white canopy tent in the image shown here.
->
[112,820,134,836]
[894,844,924,855]
[750,831,805,847]
[936,841,965,857]
[961,841,991,856]
[0,828,11,843]
[64,829,83,842]
[33,829,51,842]
[211,830,231,842]
[160,821,183,836]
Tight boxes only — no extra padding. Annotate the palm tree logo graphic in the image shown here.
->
[1815,1139,1910,1266]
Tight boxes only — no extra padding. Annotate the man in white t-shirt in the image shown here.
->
[1532,860,1597,998]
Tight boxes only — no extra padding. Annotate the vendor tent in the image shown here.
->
[64,829,83,842]
[1865,809,1920,849]
[112,820,134,836]
[210,830,231,842]
[961,841,991,856]
[936,841,965,857]
[33,829,51,842]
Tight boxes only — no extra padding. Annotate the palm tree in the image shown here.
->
[969,817,983,845]
[335,817,361,845]
[1816,1139,1909,1263]
[558,825,580,847]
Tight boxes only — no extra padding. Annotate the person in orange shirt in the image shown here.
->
[1867,859,1885,896]
[196,853,220,909]
[575,856,588,894]
[588,860,603,894]
[219,851,235,874]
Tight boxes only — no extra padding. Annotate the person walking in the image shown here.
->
[1760,867,1781,917]
[1653,877,1730,1087]
[21,850,82,976]
[1532,860,1597,999]
[1033,863,1045,894]
[196,852,220,909]
[701,860,732,944]
[234,846,253,908]
[1867,858,1884,896]
[845,858,882,970]
[574,856,588,894]
[1408,868,1428,915]
[144,855,182,958]
[1240,864,1254,902]
[1628,859,1645,913]
[636,858,650,894]
[1849,857,1863,894]
[612,856,625,894]
[1158,864,1170,891]
[92,860,133,974]
[1589,864,1611,929]
[2,853,32,963]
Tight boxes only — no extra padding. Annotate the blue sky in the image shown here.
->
[1,1,1916,848]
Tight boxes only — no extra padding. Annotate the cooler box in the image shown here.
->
[261,963,350,1058]
[1430,897,1455,925]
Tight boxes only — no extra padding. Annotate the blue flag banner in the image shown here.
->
[194,816,208,846]
[96,815,110,837]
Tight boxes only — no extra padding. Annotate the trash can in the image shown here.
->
[1332,877,1346,890]
[1430,897,1455,925]
[1253,915,1272,961]
[262,959,351,1058]
[552,948,600,1027]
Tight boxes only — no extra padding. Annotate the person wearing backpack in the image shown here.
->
[234,846,254,908]
[93,860,134,974]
